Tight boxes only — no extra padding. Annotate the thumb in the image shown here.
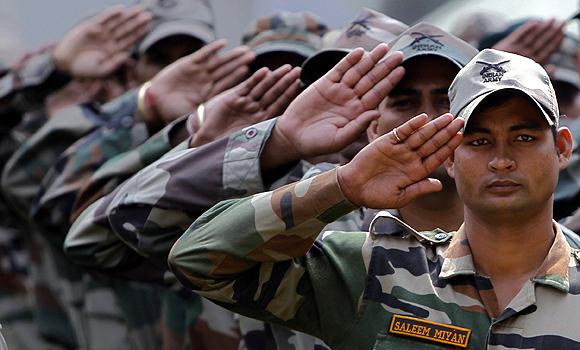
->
[399,178,443,205]
[98,52,130,77]
[335,110,380,147]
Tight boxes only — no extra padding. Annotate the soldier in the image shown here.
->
[168,48,580,348]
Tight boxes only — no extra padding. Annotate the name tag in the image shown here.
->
[388,314,471,348]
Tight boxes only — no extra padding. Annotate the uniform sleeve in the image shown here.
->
[0,49,70,128]
[168,168,368,343]
[71,116,189,220]
[1,89,137,218]
[31,110,152,247]
[65,120,277,273]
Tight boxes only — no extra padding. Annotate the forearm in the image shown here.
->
[168,168,357,290]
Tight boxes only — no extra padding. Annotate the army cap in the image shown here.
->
[138,0,216,55]
[449,49,559,128]
[242,11,328,67]
[385,22,478,69]
[300,8,408,86]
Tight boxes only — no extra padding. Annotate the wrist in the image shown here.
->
[260,123,301,171]
[137,81,163,130]
[336,165,362,207]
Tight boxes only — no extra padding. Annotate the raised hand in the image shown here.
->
[261,44,405,169]
[493,19,565,65]
[337,113,464,209]
[189,65,301,147]
[52,5,152,78]
[143,40,255,126]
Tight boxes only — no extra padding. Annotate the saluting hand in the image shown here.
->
[493,19,565,65]
[52,5,152,78]
[189,65,301,147]
[144,40,255,126]
[261,44,405,169]
[337,113,464,209]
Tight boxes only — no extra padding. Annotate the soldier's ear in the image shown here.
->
[444,153,455,179]
[367,119,380,142]
[556,126,573,171]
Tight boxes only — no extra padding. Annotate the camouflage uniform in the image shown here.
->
[168,166,580,349]
[2,85,161,349]
[66,119,317,348]
[0,49,79,349]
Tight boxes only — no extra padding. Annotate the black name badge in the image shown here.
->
[388,314,471,348]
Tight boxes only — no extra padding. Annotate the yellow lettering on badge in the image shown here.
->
[388,314,471,348]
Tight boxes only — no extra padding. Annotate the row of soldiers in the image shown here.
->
[0,0,579,349]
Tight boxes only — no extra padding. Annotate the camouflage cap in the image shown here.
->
[385,22,478,69]
[300,8,408,86]
[449,49,559,128]
[242,11,328,67]
[548,34,580,88]
[138,0,216,55]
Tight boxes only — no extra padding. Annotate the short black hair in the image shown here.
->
[469,89,557,140]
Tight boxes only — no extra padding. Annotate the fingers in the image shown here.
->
[341,44,390,88]
[515,20,541,49]
[210,49,255,80]
[264,67,302,115]
[248,65,291,100]
[190,39,228,64]
[211,65,250,96]
[206,46,252,72]
[96,5,126,28]
[388,113,430,143]
[115,12,152,50]
[98,52,130,75]
[401,178,443,204]
[336,110,381,146]
[354,50,404,97]
[414,116,464,158]
[534,20,565,63]
[404,113,460,150]
[420,130,462,172]
[236,67,269,96]
[324,48,365,83]
[360,65,405,109]
[268,79,301,116]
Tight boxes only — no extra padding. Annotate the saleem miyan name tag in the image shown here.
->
[388,314,471,348]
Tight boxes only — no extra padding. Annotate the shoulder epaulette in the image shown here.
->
[369,210,452,245]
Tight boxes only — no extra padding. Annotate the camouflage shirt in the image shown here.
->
[168,167,580,350]
[1,89,138,219]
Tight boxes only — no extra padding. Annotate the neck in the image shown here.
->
[399,186,463,232]
[464,203,555,279]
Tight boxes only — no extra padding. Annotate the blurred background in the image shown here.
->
[1,0,578,64]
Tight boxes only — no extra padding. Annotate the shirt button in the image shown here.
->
[434,233,447,241]
[245,127,257,139]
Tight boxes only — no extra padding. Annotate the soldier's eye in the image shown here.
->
[515,135,535,142]
[469,138,489,146]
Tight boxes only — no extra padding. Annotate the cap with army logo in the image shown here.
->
[300,8,408,86]
[449,48,559,127]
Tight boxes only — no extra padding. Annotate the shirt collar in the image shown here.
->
[439,221,571,293]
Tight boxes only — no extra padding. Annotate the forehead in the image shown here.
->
[466,93,547,130]
[392,56,459,92]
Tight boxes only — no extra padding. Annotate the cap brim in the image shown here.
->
[459,87,556,128]
[300,49,350,86]
[253,41,317,60]
[400,50,464,69]
[138,20,214,55]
